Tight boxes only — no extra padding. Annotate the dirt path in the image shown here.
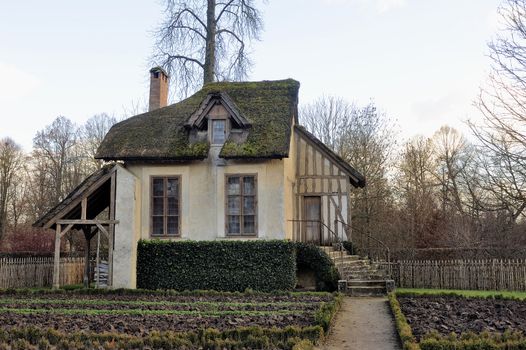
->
[319,297,401,350]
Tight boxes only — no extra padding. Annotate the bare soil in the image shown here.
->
[0,312,312,335]
[0,292,326,335]
[398,295,526,340]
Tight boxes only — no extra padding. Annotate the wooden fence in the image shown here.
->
[391,259,526,291]
[0,256,85,289]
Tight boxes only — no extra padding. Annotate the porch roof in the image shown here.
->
[33,164,117,230]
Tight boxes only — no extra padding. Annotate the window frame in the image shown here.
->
[208,109,230,145]
[225,174,258,237]
[211,119,227,145]
[149,175,181,238]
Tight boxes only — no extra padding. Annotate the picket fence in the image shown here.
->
[0,256,84,289]
[392,259,526,291]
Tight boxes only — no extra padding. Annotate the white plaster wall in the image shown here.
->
[112,165,141,289]
[126,154,286,241]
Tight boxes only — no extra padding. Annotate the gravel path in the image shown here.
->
[320,297,401,350]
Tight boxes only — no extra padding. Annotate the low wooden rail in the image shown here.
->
[392,259,526,291]
[0,256,84,289]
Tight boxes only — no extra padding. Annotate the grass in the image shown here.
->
[396,288,526,299]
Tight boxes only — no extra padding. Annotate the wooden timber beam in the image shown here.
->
[56,219,119,225]
[43,168,117,229]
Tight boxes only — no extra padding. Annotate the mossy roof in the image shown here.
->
[95,79,300,161]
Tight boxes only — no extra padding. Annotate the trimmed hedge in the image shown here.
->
[420,331,526,350]
[137,240,297,292]
[388,293,420,350]
[295,243,340,291]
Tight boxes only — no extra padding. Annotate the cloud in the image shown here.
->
[376,0,407,13]
[0,62,40,101]
[320,0,407,13]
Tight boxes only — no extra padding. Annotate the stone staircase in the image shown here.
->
[320,246,394,296]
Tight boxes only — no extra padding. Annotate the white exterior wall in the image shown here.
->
[125,149,286,241]
[112,166,141,289]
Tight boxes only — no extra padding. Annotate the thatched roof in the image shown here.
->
[95,79,300,161]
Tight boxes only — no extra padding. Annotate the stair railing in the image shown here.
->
[334,220,392,279]
[287,219,345,260]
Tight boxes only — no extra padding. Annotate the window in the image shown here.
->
[151,177,180,237]
[212,119,226,144]
[226,175,257,236]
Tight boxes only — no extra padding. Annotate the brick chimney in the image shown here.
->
[148,67,169,111]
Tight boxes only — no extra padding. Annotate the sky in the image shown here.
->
[0,0,502,152]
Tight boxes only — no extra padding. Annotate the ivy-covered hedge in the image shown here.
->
[137,240,297,292]
[295,243,340,291]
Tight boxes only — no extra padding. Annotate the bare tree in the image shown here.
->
[32,116,79,206]
[0,138,23,239]
[81,113,117,168]
[472,0,526,225]
[300,96,354,155]
[432,126,473,216]
[153,0,263,97]
[396,136,437,249]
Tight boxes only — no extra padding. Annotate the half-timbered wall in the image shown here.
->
[292,129,351,245]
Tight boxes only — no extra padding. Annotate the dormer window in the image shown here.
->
[211,119,227,144]
[185,92,252,146]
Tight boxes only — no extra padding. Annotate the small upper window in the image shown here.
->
[212,119,227,144]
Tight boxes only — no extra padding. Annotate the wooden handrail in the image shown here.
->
[287,219,343,250]
[335,220,392,279]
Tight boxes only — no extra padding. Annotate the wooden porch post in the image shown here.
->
[82,226,93,288]
[53,224,61,289]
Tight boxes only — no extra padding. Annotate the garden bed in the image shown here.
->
[390,290,526,350]
[0,289,341,349]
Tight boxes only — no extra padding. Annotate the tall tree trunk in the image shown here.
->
[203,0,216,84]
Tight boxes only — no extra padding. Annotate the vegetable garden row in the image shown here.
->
[0,289,340,349]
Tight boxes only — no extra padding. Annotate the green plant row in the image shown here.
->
[0,306,310,317]
[0,287,333,298]
[420,331,526,350]
[0,297,313,309]
[387,293,421,350]
[313,293,343,332]
[137,240,297,292]
[0,325,322,350]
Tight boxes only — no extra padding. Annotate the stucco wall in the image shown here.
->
[283,120,297,240]
[126,152,286,241]
[112,166,141,289]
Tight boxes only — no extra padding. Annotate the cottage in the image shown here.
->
[34,68,365,289]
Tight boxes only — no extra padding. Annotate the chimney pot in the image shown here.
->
[148,67,169,111]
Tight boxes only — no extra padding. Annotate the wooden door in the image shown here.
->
[304,196,321,244]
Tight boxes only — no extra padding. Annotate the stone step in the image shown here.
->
[347,279,388,287]
[337,266,385,273]
[333,259,370,266]
[346,285,387,296]
[344,274,389,281]
[326,251,359,259]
